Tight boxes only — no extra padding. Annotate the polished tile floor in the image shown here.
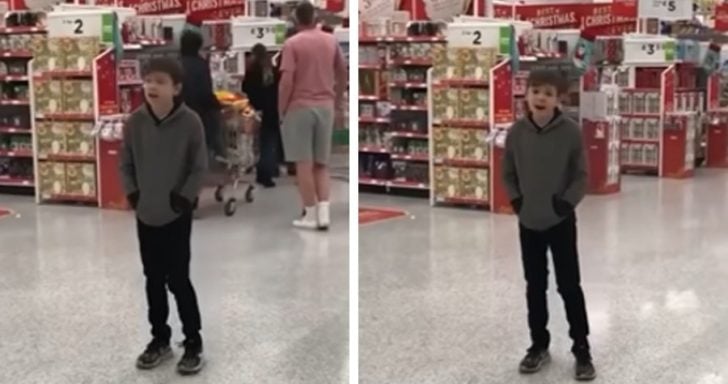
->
[0,179,349,384]
[360,172,728,384]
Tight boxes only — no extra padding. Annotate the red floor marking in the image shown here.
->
[0,208,11,220]
[359,206,407,225]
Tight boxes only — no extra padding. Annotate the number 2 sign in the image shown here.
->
[46,11,115,43]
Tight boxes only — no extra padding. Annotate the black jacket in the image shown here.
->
[180,55,221,132]
[242,64,280,126]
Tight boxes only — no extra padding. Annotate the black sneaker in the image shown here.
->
[177,339,205,375]
[519,348,550,374]
[136,339,172,369]
[575,356,596,381]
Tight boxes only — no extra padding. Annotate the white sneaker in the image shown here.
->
[317,201,330,230]
[293,206,318,229]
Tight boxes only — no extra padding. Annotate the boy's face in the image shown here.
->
[526,84,559,116]
[143,72,181,105]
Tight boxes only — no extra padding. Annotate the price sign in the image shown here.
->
[637,0,693,20]
[232,22,286,49]
[623,36,675,64]
[446,23,511,54]
[46,11,115,43]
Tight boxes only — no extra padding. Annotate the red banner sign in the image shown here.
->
[716,4,728,32]
[122,0,186,14]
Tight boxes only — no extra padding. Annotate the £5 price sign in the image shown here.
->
[638,0,693,20]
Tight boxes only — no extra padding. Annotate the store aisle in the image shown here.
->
[360,172,728,384]
[0,179,349,384]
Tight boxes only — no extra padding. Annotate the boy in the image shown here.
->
[120,58,207,375]
[502,69,596,381]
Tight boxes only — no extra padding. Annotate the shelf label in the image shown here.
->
[446,24,511,54]
[47,11,115,43]
[637,0,693,20]
[623,38,675,64]
[233,23,286,48]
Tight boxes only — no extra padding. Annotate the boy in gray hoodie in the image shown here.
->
[502,69,595,381]
[120,58,207,375]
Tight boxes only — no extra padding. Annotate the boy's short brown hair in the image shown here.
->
[143,57,184,85]
[527,69,568,95]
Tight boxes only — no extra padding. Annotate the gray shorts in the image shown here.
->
[281,107,333,165]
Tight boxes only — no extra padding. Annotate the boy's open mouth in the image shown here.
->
[533,105,546,110]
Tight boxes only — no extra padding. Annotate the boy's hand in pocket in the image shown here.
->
[552,195,573,217]
[170,192,193,214]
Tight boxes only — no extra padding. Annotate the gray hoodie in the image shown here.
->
[502,113,587,231]
[119,103,208,226]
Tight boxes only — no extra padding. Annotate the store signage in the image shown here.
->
[234,23,286,48]
[188,0,245,20]
[612,0,638,18]
[490,3,636,32]
[715,4,728,32]
[637,0,693,20]
[446,23,510,53]
[623,37,675,64]
[363,0,398,21]
[122,0,186,14]
[46,11,115,43]
[422,0,468,21]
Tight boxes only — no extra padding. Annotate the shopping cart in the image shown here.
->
[210,107,260,216]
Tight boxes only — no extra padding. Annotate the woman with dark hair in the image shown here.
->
[179,29,223,157]
[242,43,280,188]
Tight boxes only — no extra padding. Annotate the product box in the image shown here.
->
[646,118,660,140]
[433,128,448,159]
[62,37,100,71]
[40,162,66,199]
[81,163,97,197]
[474,89,489,121]
[433,166,448,199]
[65,162,84,195]
[619,118,631,139]
[646,92,660,113]
[631,118,645,139]
[67,122,95,155]
[630,143,644,164]
[459,48,478,80]
[35,122,52,157]
[34,79,63,115]
[632,92,646,114]
[445,48,462,79]
[460,129,483,160]
[475,169,489,200]
[460,168,477,198]
[446,167,460,197]
[50,122,67,155]
[475,48,497,81]
[621,143,631,164]
[431,44,448,80]
[446,128,462,159]
[459,89,480,121]
[618,93,632,114]
[62,80,95,114]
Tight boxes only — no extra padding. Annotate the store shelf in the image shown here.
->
[359,116,390,124]
[0,99,30,106]
[0,26,46,34]
[434,119,489,129]
[44,194,98,204]
[0,127,31,134]
[435,196,489,207]
[390,153,429,161]
[118,80,143,86]
[360,36,446,44]
[389,131,428,139]
[359,95,380,101]
[391,58,433,66]
[623,138,660,144]
[434,158,489,168]
[390,104,427,111]
[623,164,659,170]
[359,63,381,70]
[359,177,429,190]
[36,113,95,121]
[389,81,428,89]
[36,70,94,79]
[0,176,34,187]
[0,149,33,158]
[621,113,661,118]
[0,75,29,81]
[0,50,32,58]
[433,79,489,88]
[359,146,389,154]
[39,153,96,162]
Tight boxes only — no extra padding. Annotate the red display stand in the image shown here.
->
[705,74,728,168]
[659,66,695,179]
[489,60,515,214]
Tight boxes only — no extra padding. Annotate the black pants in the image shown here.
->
[519,214,590,352]
[137,213,202,343]
[257,119,281,182]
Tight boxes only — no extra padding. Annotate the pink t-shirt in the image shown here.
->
[278,28,347,116]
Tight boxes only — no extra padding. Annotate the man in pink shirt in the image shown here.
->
[278,1,347,230]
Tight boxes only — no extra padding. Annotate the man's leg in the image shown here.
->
[313,107,334,229]
[548,214,590,353]
[519,223,550,350]
[281,108,318,228]
[137,219,171,342]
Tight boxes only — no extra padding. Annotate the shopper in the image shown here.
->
[242,43,280,188]
[180,29,223,158]
[278,1,347,230]
[502,69,595,381]
[119,58,207,375]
